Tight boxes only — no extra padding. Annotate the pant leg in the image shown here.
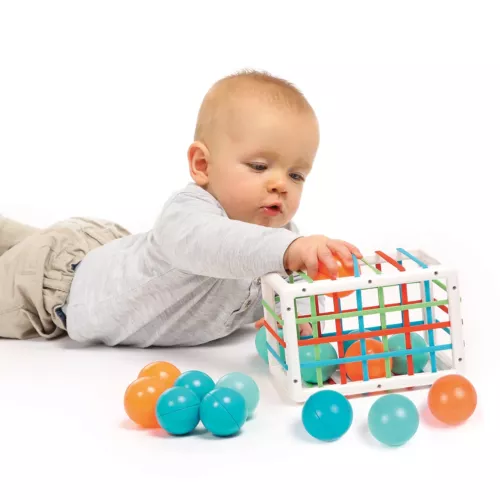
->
[0,216,39,257]
[0,216,130,340]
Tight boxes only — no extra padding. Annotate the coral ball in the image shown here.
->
[341,329,381,353]
[200,388,247,437]
[314,260,356,299]
[138,361,181,388]
[302,390,353,441]
[124,376,171,428]
[428,374,477,425]
[155,386,201,435]
[345,339,391,381]
[368,394,419,447]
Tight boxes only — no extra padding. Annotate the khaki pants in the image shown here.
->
[0,216,130,340]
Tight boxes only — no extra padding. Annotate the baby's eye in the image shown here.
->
[290,173,305,182]
[247,163,267,171]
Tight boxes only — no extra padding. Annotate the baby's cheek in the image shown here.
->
[231,184,253,205]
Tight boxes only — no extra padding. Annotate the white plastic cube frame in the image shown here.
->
[260,248,465,403]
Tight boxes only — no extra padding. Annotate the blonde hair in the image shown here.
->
[194,69,314,142]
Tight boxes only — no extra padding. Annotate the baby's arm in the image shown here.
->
[152,191,300,279]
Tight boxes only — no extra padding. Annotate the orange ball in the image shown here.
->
[345,339,391,381]
[138,361,181,387]
[124,376,172,428]
[315,260,356,299]
[428,374,477,425]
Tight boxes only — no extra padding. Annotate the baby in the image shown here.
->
[0,69,361,347]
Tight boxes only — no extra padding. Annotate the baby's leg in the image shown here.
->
[0,216,39,257]
[0,230,54,339]
[0,216,130,340]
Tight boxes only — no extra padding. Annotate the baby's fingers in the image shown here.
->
[327,239,355,268]
[342,241,363,259]
[304,249,320,279]
[317,246,339,278]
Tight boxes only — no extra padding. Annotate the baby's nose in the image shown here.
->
[268,175,287,192]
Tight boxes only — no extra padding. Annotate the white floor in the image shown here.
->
[0,325,488,499]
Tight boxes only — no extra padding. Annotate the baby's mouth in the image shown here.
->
[262,205,282,216]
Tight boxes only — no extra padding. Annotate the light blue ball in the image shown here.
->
[216,372,260,418]
[299,343,338,384]
[255,326,286,364]
[389,333,429,374]
[368,394,419,446]
[174,370,215,400]
[200,388,247,437]
[302,390,353,441]
[155,387,200,436]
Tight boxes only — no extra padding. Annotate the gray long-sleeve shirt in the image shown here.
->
[65,182,311,347]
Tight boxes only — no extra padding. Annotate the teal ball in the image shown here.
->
[368,394,419,446]
[216,372,260,418]
[302,390,353,441]
[299,343,338,384]
[388,333,429,374]
[155,387,200,436]
[174,370,215,400]
[200,388,247,437]
[255,326,285,364]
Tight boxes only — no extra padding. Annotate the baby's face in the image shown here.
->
[204,99,319,228]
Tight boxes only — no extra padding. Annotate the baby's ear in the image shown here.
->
[187,141,211,186]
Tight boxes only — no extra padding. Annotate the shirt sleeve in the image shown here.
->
[151,189,302,279]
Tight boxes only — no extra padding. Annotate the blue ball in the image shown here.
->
[299,343,338,384]
[174,370,215,400]
[155,387,201,435]
[368,394,419,446]
[255,326,286,364]
[216,372,260,418]
[302,390,353,441]
[388,333,429,374]
[200,387,247,437]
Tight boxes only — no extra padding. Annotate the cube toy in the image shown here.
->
[259,248,465,403]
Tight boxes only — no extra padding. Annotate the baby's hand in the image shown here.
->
[284,236,362,279]
[255,317,312,337]
[299,323,313,337]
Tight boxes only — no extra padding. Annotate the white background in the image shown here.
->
[0,1,497,498]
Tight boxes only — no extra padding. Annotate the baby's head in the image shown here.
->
[188,70,319,228]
